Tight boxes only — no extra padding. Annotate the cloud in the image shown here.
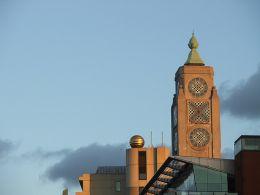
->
[45,143,126,186]
[22,148,71,160]
[221,65,260,119]
[221,148,234,159]
[0,138,15,159]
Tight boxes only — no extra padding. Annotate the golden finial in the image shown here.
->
[185,32,204,65]
[188,32,199,49]
[130,135,145,148]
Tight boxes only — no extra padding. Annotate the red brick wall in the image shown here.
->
[235,151,260,195]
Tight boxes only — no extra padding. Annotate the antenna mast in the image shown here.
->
[162,131,164,146]
[150,131,153,147]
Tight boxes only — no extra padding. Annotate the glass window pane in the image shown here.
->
[196,183,208,191]
[115,181,120,192]
[193,165,207,183]
[207,183,221,191]
[221,173,227,184]
[221,183,228,192]
[201,193,214,195]
[207,169,221,184]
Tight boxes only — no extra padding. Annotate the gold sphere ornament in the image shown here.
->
[130,135,145,148]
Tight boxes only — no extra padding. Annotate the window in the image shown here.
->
[138,151,147,180]
[115,181,120,192]
[193,165,229,192]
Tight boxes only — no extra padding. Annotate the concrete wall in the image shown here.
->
[90,174,126,195]
[76,173,126,195]
[126,146,170,195]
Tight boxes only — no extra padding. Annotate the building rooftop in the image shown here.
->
[234,135,260,156]
[234,135,260,144]
[141,156,235,195]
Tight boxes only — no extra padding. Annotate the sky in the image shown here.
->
[0,0,260,195]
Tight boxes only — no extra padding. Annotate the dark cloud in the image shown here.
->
[45,143,126,186]
[221,65,260,119]
[22,148,71,160]
[221,148,234,159]
[0,138,14,159]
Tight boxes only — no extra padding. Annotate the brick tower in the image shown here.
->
[171,33,221,158]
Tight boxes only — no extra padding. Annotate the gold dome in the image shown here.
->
[130,135,145,148]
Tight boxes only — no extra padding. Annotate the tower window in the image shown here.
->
[115,181,120,192]
[138,151,147,180]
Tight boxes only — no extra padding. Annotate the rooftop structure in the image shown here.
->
[171,33,221,158]
[141,156,236,195]
[234,135,260,156]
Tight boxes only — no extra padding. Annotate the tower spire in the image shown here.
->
[185,33,204,65]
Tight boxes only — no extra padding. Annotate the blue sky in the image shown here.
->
[0,1,260,195]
